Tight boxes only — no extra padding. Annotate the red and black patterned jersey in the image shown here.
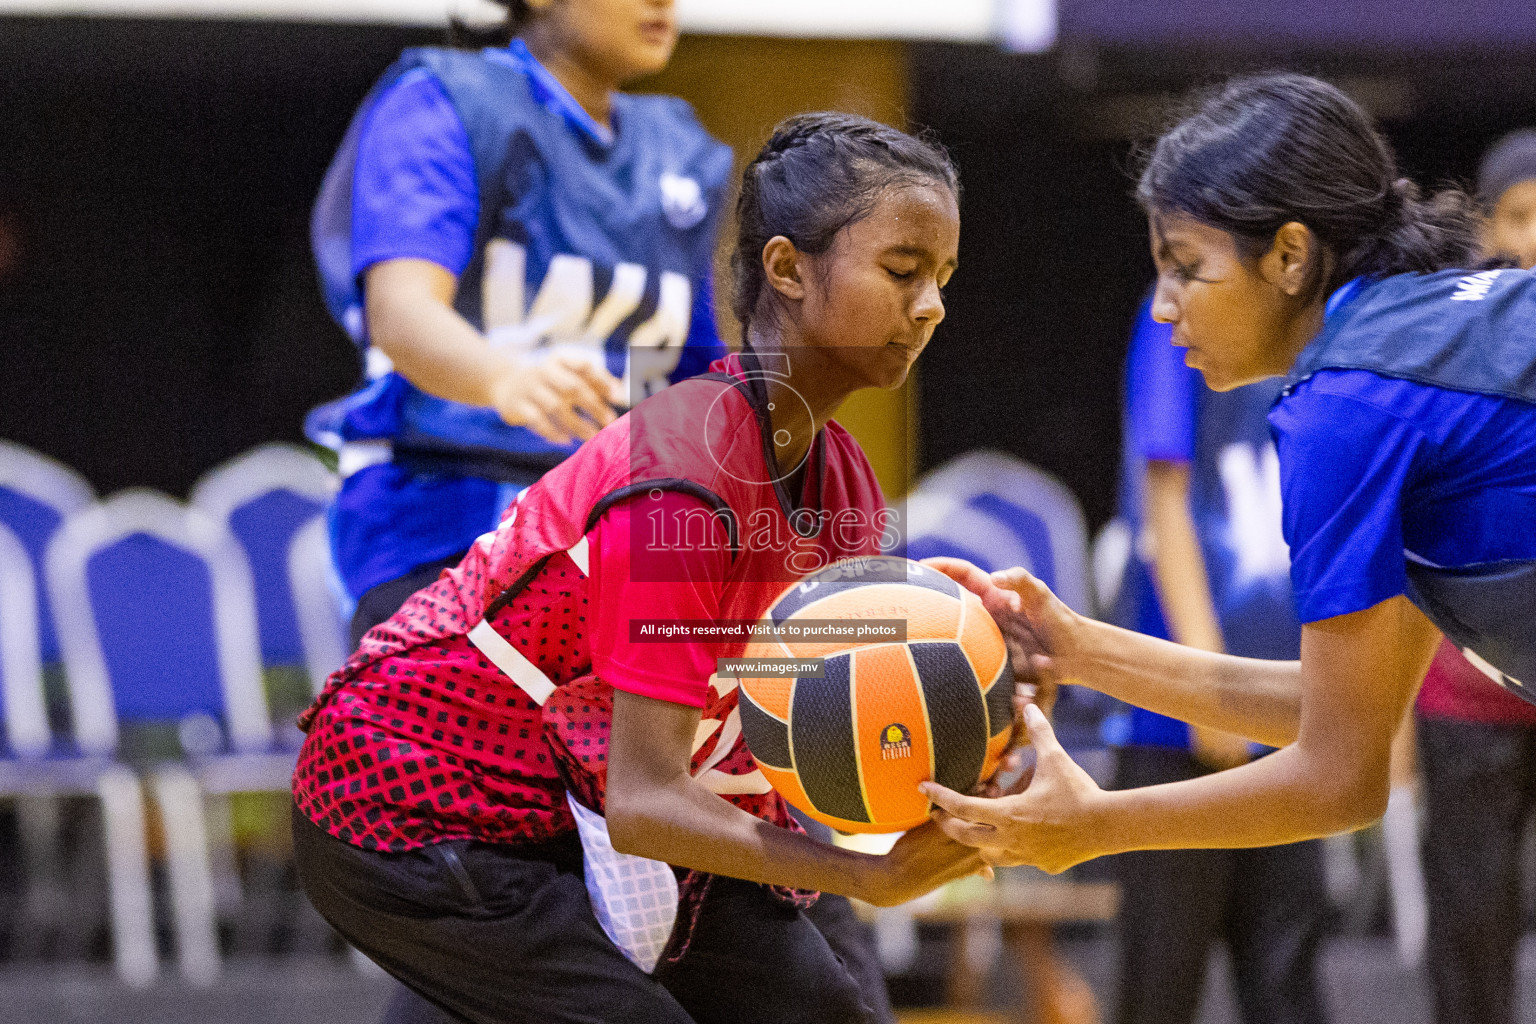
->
[293,354,888,851]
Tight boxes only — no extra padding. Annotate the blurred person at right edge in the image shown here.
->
[1105,297,1329,1024]
[1409,129,1536,1024]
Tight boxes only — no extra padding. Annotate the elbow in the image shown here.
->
[1310,764,1390,836]
[603,789,663,859]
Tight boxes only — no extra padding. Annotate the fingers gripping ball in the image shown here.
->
[738,556,1015,833]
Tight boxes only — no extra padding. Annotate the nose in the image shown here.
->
[914,277,945,327]
[1150,278,1179,325]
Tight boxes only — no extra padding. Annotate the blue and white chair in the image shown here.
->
[286,516,349,693]
[899,451,1093,614]
[46,489,295,985]
[190,444,339,694]
[897,451,1108,754]
[0,440,96,667]
[0,519,156,987]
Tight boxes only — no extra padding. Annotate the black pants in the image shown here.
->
[1110,746,1330,1024]
[294,806,879,1024]
[342,559,894,1024]
[1418,713,1536,1024]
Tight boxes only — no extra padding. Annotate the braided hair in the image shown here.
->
[731,112,959,329]
[1139,73,1481,297]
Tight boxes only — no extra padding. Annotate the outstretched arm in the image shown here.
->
[921,593,1441,872]
[928,558,1303,746]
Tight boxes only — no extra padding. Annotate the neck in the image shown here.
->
[1277,297,1328,375]
[745,322,860,481]
[521,31,616,127]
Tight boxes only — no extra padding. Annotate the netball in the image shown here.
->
[737,556,1015,834]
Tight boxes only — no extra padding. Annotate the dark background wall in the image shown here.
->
[4,17,1536,531]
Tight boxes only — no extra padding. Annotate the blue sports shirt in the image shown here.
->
[1273,268,1536,697]
[1112,300,1300,748]
[307,42,731,598]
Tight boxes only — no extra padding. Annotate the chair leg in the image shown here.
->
[96,766,158,988]
[151,766,221,986]
[13,794,63,958]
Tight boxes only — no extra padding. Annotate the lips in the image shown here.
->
[638,19,673,44]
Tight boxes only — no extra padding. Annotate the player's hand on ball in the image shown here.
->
[488,352,623,445]
[864,820,991,907]
[922,558,1082,695]
[920,704,1107,875]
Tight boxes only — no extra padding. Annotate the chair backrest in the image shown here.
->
[286,517,349,695]
[0,521,50,758]
[190,444,335,670]
[45,490,271,757]
[0,441,96,663]
[898,451,1093,614]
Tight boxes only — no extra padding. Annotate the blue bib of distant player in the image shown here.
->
[308,46,732,479]
[1289,269,1536,695]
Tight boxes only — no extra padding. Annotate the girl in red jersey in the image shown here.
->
[291,112,979,1024]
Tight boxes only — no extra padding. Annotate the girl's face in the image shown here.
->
[530,0,678,83]
[1487,179,1536,271]
[796,183,961,391]
[1148,213,1318,391]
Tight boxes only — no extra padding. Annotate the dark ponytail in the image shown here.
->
[1139,73,1481,295]
[731,112,959,329]
[448,0,530,48]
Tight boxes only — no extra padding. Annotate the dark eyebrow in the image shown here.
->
[885,243,959,271]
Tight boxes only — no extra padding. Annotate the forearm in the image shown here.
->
[607,777,880,899]
[368,284,512,409]
[1071,617,1301,746]
[1093,740,1384,853]
[1145,461,1224,652]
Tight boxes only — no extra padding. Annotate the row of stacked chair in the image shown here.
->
[0,441,345,987]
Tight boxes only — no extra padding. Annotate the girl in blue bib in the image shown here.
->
[919,73,1536,879]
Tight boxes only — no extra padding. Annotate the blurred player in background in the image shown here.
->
[1408,128,1536,1024]
[307,0,727,650]
[306,2,731,1020]
[920,74,1536,881]
[292,113,975,1024]
[1106,299,1328,1024]
[1479,130,1536,270]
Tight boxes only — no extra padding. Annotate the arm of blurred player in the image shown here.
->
[365,258,621,445]
[1145,460,1253,769]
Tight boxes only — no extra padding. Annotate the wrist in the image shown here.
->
[1083,786,1136,859]
[1059,612,1108,681]
[481,351,525,412]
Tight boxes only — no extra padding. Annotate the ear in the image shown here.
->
[1261,222,1321,297]
[761,236,806,303]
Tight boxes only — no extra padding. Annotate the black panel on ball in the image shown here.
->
[768,556,961,624]
[738,689,792,770]
[790,654,869,824]
[910,642,988,794]
[984,655,1016,737]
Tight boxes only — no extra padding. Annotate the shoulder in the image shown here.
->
[820,420,885,507]
[1273,370,1426,435]
[621,374,748,482]
[399,47,539,134]
[617,93,733,185]
[357,65,468,148]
